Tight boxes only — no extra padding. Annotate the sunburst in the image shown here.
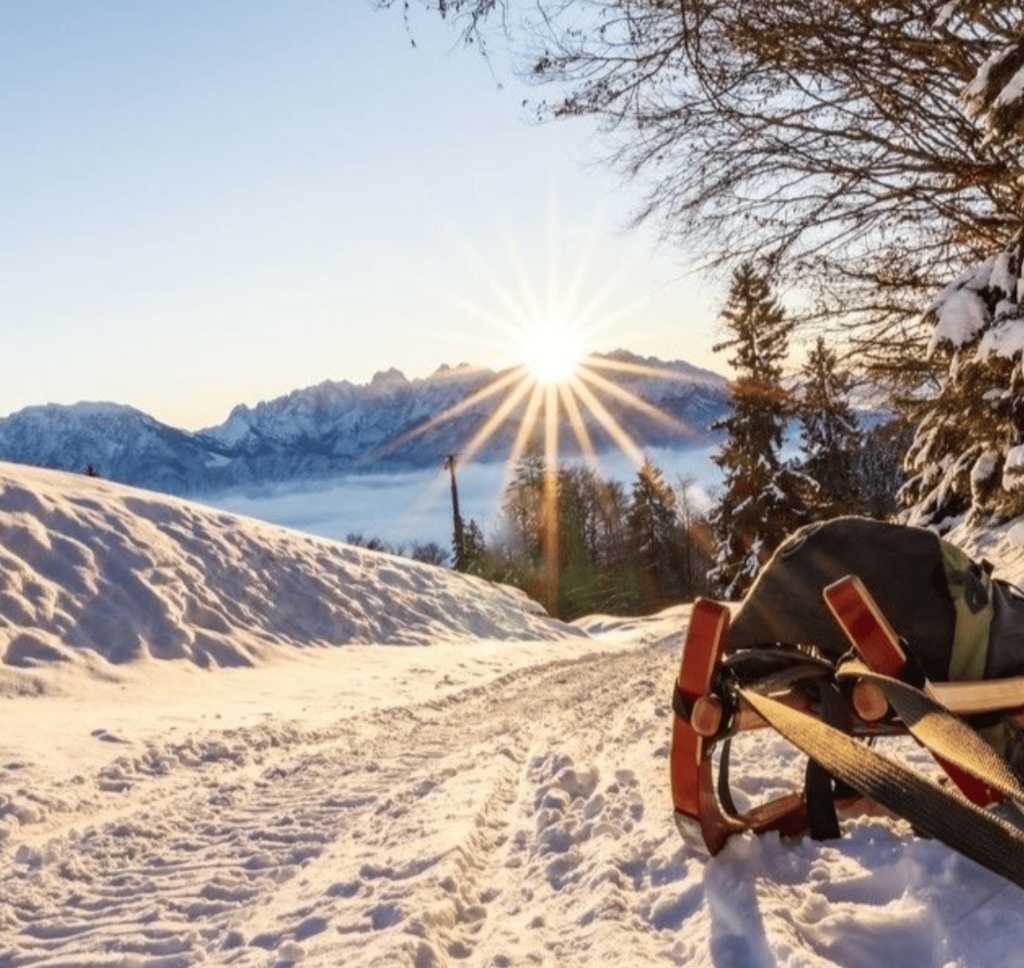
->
[379,340,698,481]
[516,317,587,387]
[377,319,702,608]
[373,218,708,609]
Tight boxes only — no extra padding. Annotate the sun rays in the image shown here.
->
[382,341,700,490]
[375,205,709,568]
[378,339,703,608]
[515,318,587,386]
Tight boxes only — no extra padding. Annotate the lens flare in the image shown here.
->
[373,213,709,612]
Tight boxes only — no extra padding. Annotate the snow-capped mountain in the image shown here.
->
[0,351,729,495]
[0,402,228,495]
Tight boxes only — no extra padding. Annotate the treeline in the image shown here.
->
[463,449,715,620]
[351,416,905,621]
[349,450,715,620]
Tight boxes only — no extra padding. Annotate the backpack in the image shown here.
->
[727,515,1024,772]
[730,516,1024,681]
[670,517,1024,886]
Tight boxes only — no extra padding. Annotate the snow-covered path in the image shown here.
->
[1,636,689,968]
[6,630,1024,968]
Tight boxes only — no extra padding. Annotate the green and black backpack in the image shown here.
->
[729,515,1024,771]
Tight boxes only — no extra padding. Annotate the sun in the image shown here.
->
[515,318,587,386]
[374,286,700,612]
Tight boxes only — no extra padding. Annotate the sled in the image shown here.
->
[671,576,1024,889]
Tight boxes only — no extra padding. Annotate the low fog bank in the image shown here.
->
[202,445,721,552]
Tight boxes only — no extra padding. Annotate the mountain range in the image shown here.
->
[0,350,729,496]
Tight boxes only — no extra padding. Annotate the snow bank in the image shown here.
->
[0,462,579,691]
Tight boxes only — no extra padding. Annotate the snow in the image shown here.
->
[927,276,991,354]
[971,450,1000,484]
[2,462,1024,967]
[979,317,1024,360]
[963,41,1024,115]
[924,248,1024,367]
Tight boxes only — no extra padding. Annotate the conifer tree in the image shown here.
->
[901,233,1024,529]
[798,336,865,515]
[627,458,682,608]
[454,519,487,574]
[710,263,820,599]
[853,418,911,520]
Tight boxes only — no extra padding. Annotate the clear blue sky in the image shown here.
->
[0,0,723,430]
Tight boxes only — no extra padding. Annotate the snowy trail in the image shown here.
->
[5,634,1024,968]
[1,640,688,968]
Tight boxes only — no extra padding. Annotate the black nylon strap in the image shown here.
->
[742,688,1024,891]
[717,738,738,816]
[837,659,1024,802]
[805,757,841,841]
[805,682,848,841]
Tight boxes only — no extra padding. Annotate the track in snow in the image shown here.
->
[0,638,696,968]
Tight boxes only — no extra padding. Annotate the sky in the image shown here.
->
[0,0,723,431]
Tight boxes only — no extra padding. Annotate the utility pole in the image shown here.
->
[445,455,466,569]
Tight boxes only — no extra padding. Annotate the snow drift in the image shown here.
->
[0,463,575,690]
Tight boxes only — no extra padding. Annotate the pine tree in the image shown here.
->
[455,519,487,574]
[501,446,546,564]
[901,234,1024,529]
[898,26,1024,530]
[853,418,911,520]
[798,335,864,515]
[627,458,682,609]
[710,263,820,599]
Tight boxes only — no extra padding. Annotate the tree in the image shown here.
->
[585,475,638,614]
[346,532,390,552]
[710,264,820,598]
[387,0,1024,378]
[551,465,603,617]
[627,458,683,608]
[901,232,1024,529]
[675,476,715,599]
[899,13,1024,530]
[852,417,912,520]
[960,17,1024,149]
[798,336,865,515]
[500,445,546,564]
[409,540,450,567]
[375,0,502,46]
[455,518,488,573]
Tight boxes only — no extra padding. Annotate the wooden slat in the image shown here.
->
[670,599,730,818]
[824,574,906,676]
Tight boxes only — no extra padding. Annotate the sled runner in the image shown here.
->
[670,518,1024,889]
